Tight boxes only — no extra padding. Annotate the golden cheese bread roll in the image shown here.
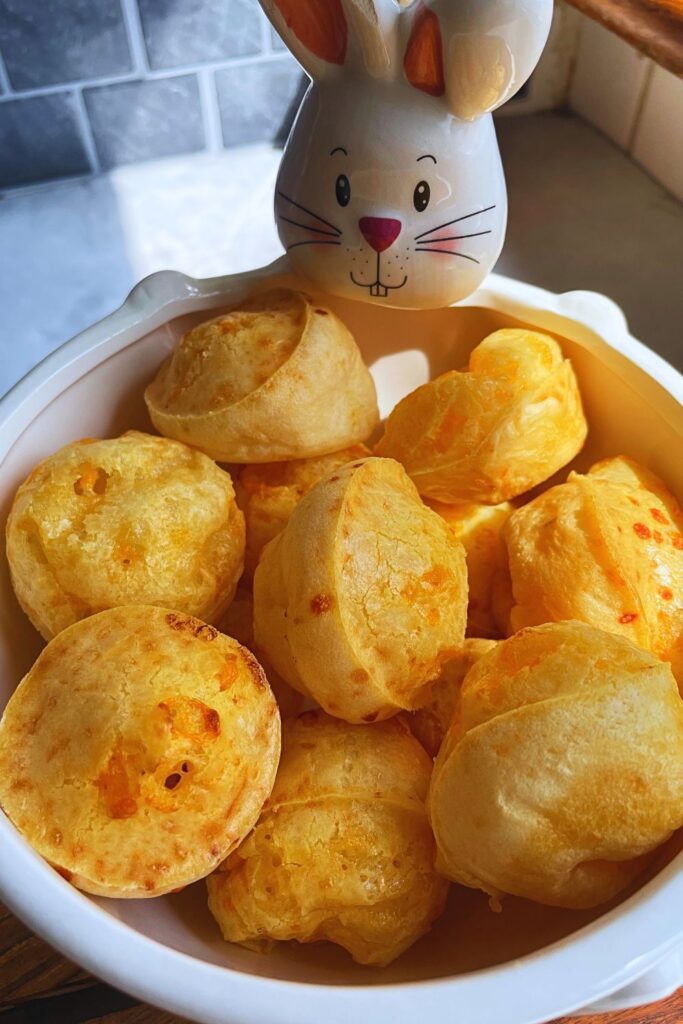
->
[502,457,683,668]
[207,710,448,966]
[375,329,587,503]
[6,431,244,640]
[490,555,515,638]
[220,589,304,718]
[429,621,683,909]
[253,456,468,723]
[406,639,497,757]
[427,500,513,638]
[590,455,683,502]
[0,606,280,898]
[669,636,683,696]
[236,444,370,579]
[145,289,379,463]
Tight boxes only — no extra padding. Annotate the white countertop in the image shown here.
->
[0,112,681,398]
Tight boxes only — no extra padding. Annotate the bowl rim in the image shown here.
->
[0,261,681,1024]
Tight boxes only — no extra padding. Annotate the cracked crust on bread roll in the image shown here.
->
[253,457,468,724]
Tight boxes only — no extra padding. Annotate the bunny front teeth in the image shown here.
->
[349,270,408,300]
[350,246,408,299]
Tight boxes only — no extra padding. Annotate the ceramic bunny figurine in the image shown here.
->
[258,0,553,308]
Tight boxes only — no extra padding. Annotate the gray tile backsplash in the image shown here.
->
[0,92,90,187]
[0,0,133,90]
[85,76,205,170]
[216,57,302,146]
[0,0,303,189]
[139,0,261,69]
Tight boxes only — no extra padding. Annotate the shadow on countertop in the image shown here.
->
[497,111,683,371]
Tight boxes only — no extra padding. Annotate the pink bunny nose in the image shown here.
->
[359,217,402,253]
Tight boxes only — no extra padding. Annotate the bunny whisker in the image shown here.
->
[277,191,342,236]
[415,248,480,264]
[278,215,341,238]
[414,205,496,242]
[287,240,343,250]
[423,230,493,243]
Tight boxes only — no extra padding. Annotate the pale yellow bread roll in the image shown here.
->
[503,457,683,669]
[253,456,468,723]
[235,444,370,579]
[6,431,244,640]
[145,289,379,463]
[0,606,280,898]
[219,589,304,718]
[375,329,587,503]
[207,711,448,966]
[429,621,683,908]
[427,500,513,637]
[406,639,497,757]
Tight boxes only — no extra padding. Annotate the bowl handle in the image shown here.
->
[554,290,630,341]
[577,945,683,1016]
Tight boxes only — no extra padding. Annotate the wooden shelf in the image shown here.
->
[564,0,683,77]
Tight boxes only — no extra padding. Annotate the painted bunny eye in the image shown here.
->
[335,174,351,207]
[414,181,431,212]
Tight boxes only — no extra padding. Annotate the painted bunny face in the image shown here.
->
[260,0,553,309]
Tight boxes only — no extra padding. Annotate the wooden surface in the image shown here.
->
[564,0,683,77]
[0,902,681,1024]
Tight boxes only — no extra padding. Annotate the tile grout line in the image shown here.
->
[72,88,101,175]
[626,58,655,155]
[197,68,223,152]
[0,52,287,103]
[119,0,150,74]
[565,14,585,111]
[0,48,11,95]
[0,139,274,197]
[0,171,94,199]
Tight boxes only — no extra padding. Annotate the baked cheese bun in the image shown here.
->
[253,457,468,723]
[503,457,683,679]
[207,711,448,966]
[429,621,683,908]
[219,588,304,719]
[145,289,379,463]
[235,444,370,580]
[6,431,244,639]
[406,639,497,757]
[375,329,587,503]
[427,500,513,638]
[0,606,280,898]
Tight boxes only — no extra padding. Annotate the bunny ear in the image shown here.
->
[403,5,445,96]
[405,0,553,120]
[341,0,394,78]
[260,0,401,80]
[259,0,348,76]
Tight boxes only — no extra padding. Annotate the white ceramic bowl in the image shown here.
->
[0,259,681,1024]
